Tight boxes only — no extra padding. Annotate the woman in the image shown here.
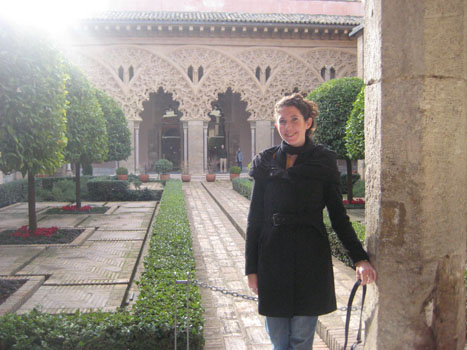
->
[245,93,376,350]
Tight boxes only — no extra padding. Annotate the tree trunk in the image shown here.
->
[27,170,37,232]
[346,159,353,203]
[75,162,81,208]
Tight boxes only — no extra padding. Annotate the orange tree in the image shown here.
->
[64,64,108,208]
[0,23,67,231]
[308,77,364,203]
[95,89,131,164]
[345,86,365,162]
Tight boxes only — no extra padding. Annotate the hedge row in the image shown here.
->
[0,179,29,208]
[0,180,203,350]
[232,178,253,200]
[87,179,162,201]
[133,180,204,349]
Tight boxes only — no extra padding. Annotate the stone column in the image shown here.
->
[183,121,188,167]
[255,120,273,154]
[134,121,140,173]
[120,118,136,173]
[250,121,256,160]
[186,120,205,174]
[0,171,3,184]
[364,1,466,349]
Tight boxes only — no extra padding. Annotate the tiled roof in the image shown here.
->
[83,11,362,26]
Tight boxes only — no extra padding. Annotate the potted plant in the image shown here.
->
[229,165,241,180]
[181,162,191,182]
[206,162,216,182]
[154,159,173,181]
[139,166,149,182]
[116,167,128,180]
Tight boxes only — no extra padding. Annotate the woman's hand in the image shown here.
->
[355,260,377,285]
[247,273,258,294]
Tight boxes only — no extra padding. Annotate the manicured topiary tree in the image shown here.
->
[345,86,365,160]
[308,77,364,202]
[64,64,108,208]
[95,89,131,163]
[0,23,68,231]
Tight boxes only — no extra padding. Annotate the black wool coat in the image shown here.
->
[245,141,369,317]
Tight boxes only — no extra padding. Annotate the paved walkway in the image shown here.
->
[0,180,364,350]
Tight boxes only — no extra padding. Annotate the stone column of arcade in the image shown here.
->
[364,0,466,349]
[185,119,206,174]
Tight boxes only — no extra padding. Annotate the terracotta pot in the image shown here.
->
[117,174,128,180]
[138,174,149,182]
[160,173,171,181]
[229,173,240,181]
[206,174,216,182]
[181,174,191,182]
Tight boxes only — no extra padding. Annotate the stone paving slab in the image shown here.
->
[0,212,29,230]
[0,276,45,315]
[184,181,329,350]
[0,246,46,275]
[37,214,89,228]
[113,206,155,214]
[87,229,146,241]
[17,240,142,284]
[78,213,151,229]
[9,202,71,210]
[17,284,127,314]
[108,201,158,208]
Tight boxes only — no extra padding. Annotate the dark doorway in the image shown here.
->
[139,87,182,172]
[210,88,251,171]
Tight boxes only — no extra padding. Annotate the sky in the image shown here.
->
[1,0,111,35]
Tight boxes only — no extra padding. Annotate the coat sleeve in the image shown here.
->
[323,152,369,264]
[245,178,266,275]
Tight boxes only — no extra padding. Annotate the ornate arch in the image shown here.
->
[167,46,261,121]
[236,48,323,120]
[303,48,357,79]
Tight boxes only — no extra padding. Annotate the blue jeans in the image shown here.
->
[265,316,318,350]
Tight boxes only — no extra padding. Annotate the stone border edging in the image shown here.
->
[0,276,45,315]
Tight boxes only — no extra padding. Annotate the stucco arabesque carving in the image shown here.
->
[67,46,357,124]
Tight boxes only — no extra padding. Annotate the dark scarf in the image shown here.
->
[280,139,312,155]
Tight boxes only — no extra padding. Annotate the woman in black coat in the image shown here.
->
[245,93,376,350]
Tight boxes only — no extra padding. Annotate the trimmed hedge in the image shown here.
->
[0,179,28,208]
[232,178,253,200]
[133,180,204,349]
[323,210,366,268]
[0,180,204,350]
[340,173,360,194]
[87,179,162,201]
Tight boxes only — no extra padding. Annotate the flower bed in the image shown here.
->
[0,279,27,306]
[0,180,204,350]
[45,205,109,215]
[0,226,84,245]
[343,198,365,209]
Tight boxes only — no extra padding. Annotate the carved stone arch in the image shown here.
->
[238,49,323,121]
[94,46,195,121]
[64,50,132,117]
[303,48,357,79]
[168,46,261,121]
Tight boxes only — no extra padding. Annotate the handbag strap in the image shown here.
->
[343,279,367,349]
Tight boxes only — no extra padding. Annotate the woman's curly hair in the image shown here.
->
[275,93,319,138]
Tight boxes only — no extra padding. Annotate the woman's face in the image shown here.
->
[276,106,313,147]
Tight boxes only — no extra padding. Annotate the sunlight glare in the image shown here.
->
[1,0,111,35]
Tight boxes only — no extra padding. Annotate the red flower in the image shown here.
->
[12,225,59,238]
[61,205,92,212]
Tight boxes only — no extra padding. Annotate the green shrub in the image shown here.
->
[340,173,360,194]
[115,167,128,176]
[0,180,204,350]
[232,178,253,199]
[36,178,91,202]
[229,166,241,174]
[87,180,129,201]
[153,159,173,174]
[353,179,365,197]
[323,210,366,268]
[133,180,204,349]
[82,163,93,176]
[0,179,28,208]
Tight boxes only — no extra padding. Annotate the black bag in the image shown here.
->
[343,279,367,350]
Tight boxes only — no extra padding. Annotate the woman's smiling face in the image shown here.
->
[276,106,313,147]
